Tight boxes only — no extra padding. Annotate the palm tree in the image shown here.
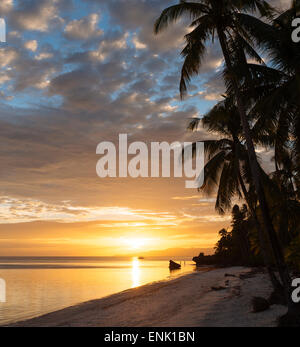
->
[235,1,300,199]
[214,206,252,265]
[188,98,283,293]
[231,204,252,262]
[187,98,250,215]
[154,0,298,319]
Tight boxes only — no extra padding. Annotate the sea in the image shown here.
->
[0,256,198,325]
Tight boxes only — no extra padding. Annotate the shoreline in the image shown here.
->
[7,266,287,327]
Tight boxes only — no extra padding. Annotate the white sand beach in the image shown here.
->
[9,267,287,327]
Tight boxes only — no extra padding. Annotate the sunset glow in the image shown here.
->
[123,238,148,250]
[0,0,239,257]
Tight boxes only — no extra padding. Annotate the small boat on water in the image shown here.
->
[169,260,181,270]
[138,257,145,260]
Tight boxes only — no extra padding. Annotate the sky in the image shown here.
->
[0,0,291,256]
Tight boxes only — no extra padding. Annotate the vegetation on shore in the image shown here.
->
[193,203,300,270]
[154,0,300,325]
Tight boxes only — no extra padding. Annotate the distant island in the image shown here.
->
[129,247,214,259]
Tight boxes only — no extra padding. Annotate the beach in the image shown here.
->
[9,267,287,327]
[0,257,198,325]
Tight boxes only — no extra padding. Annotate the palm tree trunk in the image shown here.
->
[237,170,283,294]
[216,27,294,311]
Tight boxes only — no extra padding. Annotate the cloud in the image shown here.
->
[0,41,61,92]
[103,0,188,53]
[64,13,103,40]
[10,0,63,32]
[0,0,13,13]
[172,196,200,201]
[132,34,147,50]
[88,32,128,62]
[0,196,177,224]
[0,47,18,67]
[11,54,60,91]
[35,52,53,60]
[0,0,249,255]
[24,40,38,52]
[197,74,225,102]
[0,90,13,100]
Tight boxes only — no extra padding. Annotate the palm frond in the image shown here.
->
[154,1,208,34]
[179,15,213,97]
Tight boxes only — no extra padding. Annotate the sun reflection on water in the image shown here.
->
[131,257,141,288]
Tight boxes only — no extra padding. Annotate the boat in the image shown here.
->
[169,260,181,270]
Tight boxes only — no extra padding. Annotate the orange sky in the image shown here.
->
[0,0,284,256]
[0,177,233,256]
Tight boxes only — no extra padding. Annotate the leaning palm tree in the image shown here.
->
[188,98,249,215]
[154,0,298,321]
[188,98,283,293]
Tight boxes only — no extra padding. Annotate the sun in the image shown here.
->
[123,238,147,250]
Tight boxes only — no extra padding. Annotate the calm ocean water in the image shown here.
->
[0,256,197,325]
